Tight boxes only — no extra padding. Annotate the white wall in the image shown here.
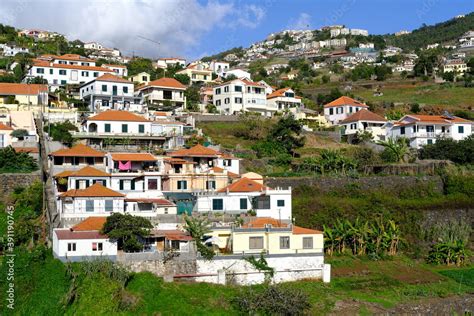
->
[53,231,117,261]
[324,105,367,125]
[30,65,112,88]
[86,120,152,134]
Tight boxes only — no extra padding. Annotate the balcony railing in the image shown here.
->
[72,131,181,138]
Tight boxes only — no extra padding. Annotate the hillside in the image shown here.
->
[384,12,474,50]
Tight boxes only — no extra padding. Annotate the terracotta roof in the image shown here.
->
[163,157,196,164]
[210,166,239,178]
[141,77,186,90]
[403,115,471,124]
[60,183,125,198]
[170,144,220,157]
[94,73,131,84]
[218,177,268,193]
[111,153,156,161]
[57,54,95,62]
[0,122,14,130]
[54,166,110,178]
[124,198,175,206]
[88,110,150,122]
[103,64,126,68]
[33,61,114,72]
[51,144,105,157]
[54,229,107,240]
[340,109,387,124]
[0,83,48,95]
[72,217,107,231]
[13,146,39,153]
[266,88,300,100]
[293,226,322,235]
[324,96,368,108]
[152,229,192,241]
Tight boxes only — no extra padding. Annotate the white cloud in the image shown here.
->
[0,0,236,58]
[289,13,312,30]
[235,4,266,28]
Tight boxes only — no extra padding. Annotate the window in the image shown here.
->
[192,74,196,79]
[59,69,66,75]
[427,139,433,145]
[121,124,128,133]
[277,200,285,207]
[253,196,270,209]
[224,86,229,92]
[234,85,242,92]
[329,108,334,115]
[177,180,187,190]
[212,198,223,210]
[102,84,107,92]
[36,68,44,74]
[49,69,53,75]
[303,237,313,249]
[224,98,230,104]
[104,123,111,133]
[119,180,124,190]
[93,72,99,77]
[426,125,434,133]
[215,88,221,95]
[142,75,147,81]
[441,126,446,133]
[458,126,464,134]
[280,236,290,249]
[148,179,158,190]
[235,97,242,104]
[240,198,247,210]
[215,100,221,106]
[61,80,67,85]
[92,242,103,251]
[138,124,145,133]
[67,243,76,252]
[206,180,216,190]
[413,126,417,133]
[123,86,128,93]
[349,106,353,113]
[163,90,172,99]
[400,126,405,135]
[86,200,94,212]
[105,200,113,212]
[81,71,89,77]
[350,123,357,129]
[249,237,264,249]
[223,159,232,167]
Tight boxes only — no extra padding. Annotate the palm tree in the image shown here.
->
[377,138,409,163]
[184,216,211,240]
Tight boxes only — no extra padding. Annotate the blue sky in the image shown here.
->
[192,0,474,59]
[0,0,473,60]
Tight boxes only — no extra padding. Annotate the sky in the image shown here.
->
[0,0,473,61]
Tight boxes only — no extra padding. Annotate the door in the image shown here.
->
[177,201,193,215]
[112,85,118,96]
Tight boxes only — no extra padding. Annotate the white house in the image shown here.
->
[386,114,473,148]
[323,96,369,125]
[84,42,104,50]
[82,110,152,135]
[0,83,49,105]
[29,56,114,90]
[79,73,142,112]
[209,61,230,75]
[193,177,292,221]
[156,57,186,69]
[53,217,117,262]
[339,109,387,142]
[443,59,468,75]
[136,77,186,110]
[0,123,13,148]
[0,43,29,56]
[266,88,302,112]
[103,64,128,77]
[130,72,151,85]
[213,79,272,117]
[221,69,251,80]
[176,63,213,84]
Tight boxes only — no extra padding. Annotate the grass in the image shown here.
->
[197,121,256,150]
[438,268,474,288]
[353,83,474,109]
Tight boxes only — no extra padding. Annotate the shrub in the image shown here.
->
[0,146,38,173]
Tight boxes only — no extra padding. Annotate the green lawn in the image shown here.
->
[197,121,257,150]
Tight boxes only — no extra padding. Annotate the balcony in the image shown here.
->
[410,132,452,139]
[72,131,179,139]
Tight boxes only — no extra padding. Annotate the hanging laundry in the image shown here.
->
[118,160,132,170]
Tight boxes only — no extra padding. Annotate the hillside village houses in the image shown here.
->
[79,73,142,112]
[339,109,387,142]
[176,62,213,84]
[0,83,49,105]
[385,114,473,148]
[442,59,469,75]
[323,96,369,125]
[156,57,186,69]
[129,72,151,85]
[266,88,302,111]
[136,77,186,110]
[0,43,29,56]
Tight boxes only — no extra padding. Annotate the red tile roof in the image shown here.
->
[141,77,186,90]
[0,122,14,130]
[13,146,39,153]
[94,73,131,84]
[57,54,95,62]
[324,96,368,108]
[266,88,301,100]
[110,153,157,161]
[54,229,107,240]
[54,166,110,178]
[0,83,48,95]
[51,144,105,157]
[340,109,387,124]
[170,144,221,157]
[33,60,113,72]
[218,177,268,193]
[403,114,471,124]
[152,229,192,241]
[242,217,322,234]
[60,183,124,198]
[72,217,107,231]
[88,110,150,122]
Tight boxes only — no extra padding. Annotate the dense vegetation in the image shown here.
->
[0,146,38,173]
[419,135,474,164]
[44,121,78,146]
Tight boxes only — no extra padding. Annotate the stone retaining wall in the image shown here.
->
[0,172,41,201]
